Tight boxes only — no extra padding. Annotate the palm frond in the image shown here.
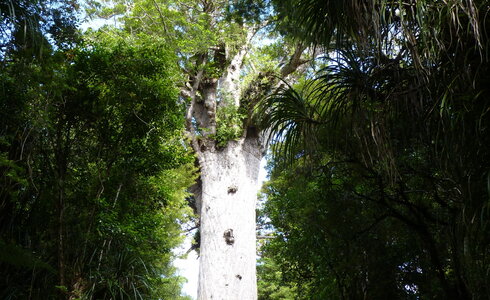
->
[257,80,325,164]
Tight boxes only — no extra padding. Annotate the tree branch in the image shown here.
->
[151,0,168,33]
[184,54,207,152]
[257,235,275,240]
[281,42,308,78]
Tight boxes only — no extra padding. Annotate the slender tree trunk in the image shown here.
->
[58,184,65,290]
[197,137,262,299]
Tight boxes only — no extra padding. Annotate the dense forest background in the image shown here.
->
[0,1,196,298]
[1,0,490,299]
[257,1,490,300]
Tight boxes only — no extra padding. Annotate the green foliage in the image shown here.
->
[218,21,248,59]
[260,156,425,299]
[259,0,490,299]
[0,17,195,298]
[257,257,297,300]
[87,0,252,59]
[241,42,283,88]
[214,104,246,147]
[225,0,270,24]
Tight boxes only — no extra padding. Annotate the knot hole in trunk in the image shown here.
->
[223,229,234,245]
[228,185,238,194]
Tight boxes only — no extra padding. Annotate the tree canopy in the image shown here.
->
[258,0,490,299]
[1,2,195,298]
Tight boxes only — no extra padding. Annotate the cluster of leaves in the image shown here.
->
[241,42,284,89]
[225,0,270,24]
[0,0,80,57]
[86,0,252,56]
[0,4,195,299]
[214,104,246,147]
[257,257,297,300]
[219,21,248,59]
[259,0,490,299]
[259,152,441,299]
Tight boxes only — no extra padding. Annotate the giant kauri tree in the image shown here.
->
[86,0,310,298]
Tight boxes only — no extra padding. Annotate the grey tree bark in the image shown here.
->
[196,138,262,299]
[183,22,307,300]
[185,30,262,299]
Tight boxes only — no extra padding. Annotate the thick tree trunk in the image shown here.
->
[197,136,262,300]
[182,19,306,298]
